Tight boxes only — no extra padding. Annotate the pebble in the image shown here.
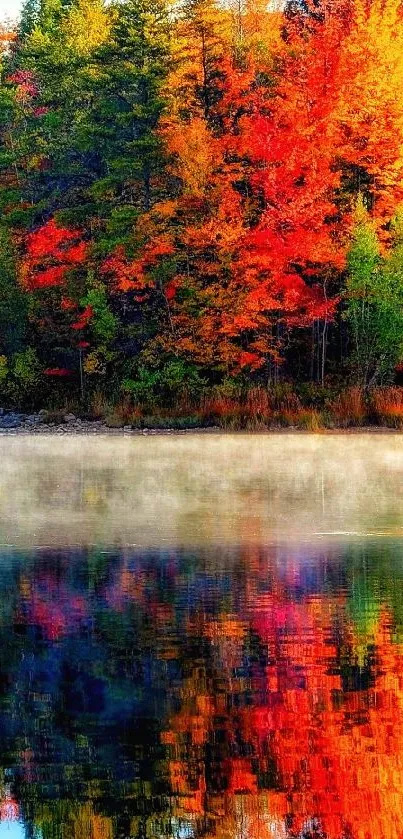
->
[0,410,220,435]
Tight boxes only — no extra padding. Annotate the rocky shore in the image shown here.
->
[0,410,220,434]
[0,409,398,434]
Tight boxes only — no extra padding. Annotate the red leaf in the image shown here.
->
[44,368,72,377]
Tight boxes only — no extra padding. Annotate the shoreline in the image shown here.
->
[0,422,401,435]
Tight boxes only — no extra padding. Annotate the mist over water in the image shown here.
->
[0,435,402,838]
[1,433,403,547]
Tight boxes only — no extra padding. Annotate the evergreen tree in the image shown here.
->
[0,226,26,355]
[86,0,171,242]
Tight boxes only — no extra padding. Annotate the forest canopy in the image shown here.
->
[1,0,403,417]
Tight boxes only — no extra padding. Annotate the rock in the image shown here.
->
[0,414,21,429]
[123,425,132,432]
[64,413,76,423]
[37,409,49,423]
[105,416,124,428]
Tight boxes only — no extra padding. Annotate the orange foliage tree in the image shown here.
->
[20,218,91,374]
[104,0,352,375]
[335,0,403,233]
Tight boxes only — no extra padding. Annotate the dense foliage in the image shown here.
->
[1,0,403,410]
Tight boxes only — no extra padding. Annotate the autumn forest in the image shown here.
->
[1,0,403,426]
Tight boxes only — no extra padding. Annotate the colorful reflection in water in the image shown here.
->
[0,543,402,837]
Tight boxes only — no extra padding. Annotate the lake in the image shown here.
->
[0,433,403,838]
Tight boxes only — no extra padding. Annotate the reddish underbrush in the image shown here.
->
[370,387,403,427]
[329,386,367,427]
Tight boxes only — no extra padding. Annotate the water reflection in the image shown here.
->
[0,542,402,837]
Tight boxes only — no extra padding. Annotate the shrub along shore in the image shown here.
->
[2,385,403,432]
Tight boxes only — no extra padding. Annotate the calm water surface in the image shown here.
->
[1,434,403,838]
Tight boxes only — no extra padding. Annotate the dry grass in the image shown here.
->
[105,399,143,427]
[371,387,403,427]
[73,384,403,430]
[244,387,274,427]
[245,386,271,417]
[199,395,244,428]
[267,385,302,413]
[201,387,273,429]
[296,409,323,431]
[276,408,323,430]
[90,390,110,420]
[329,386,366,427]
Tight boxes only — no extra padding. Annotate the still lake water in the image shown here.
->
[1,434,403,838]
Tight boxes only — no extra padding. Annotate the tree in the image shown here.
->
[20,217,92,381]
[345,198,403,386]
[2,0,403,402]
[0,226,26,356]
[7,0,113,223]
[85,0,171,227]
[335,0,403,233]
[231,0,348,380]
[101,0,256,377]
